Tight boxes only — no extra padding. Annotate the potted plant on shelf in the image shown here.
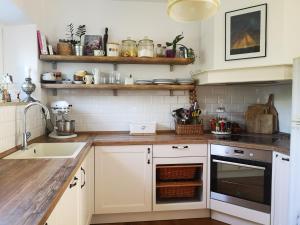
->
[57,23,86,56]
[75,25,86,56]
[166,34,184,58]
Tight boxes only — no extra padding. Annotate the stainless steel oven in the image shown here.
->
[210,144,272,213]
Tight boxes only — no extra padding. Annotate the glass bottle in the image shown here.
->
[138,37,154,57]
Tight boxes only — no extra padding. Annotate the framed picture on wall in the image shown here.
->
[225,4,267,61]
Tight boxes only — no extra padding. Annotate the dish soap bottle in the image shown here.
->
[125,74,134,85]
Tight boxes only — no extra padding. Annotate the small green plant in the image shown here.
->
[166,34,184,52]
[66,23,76,44]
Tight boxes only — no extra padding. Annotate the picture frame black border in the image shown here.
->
[225,3,268,61]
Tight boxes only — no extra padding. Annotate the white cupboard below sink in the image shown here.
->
[45,147,94,225]
[94,145,152,214]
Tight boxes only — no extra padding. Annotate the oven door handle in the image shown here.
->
[212,159,266,170]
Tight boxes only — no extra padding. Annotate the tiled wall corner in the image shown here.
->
[0,105,44,153]
[196,83,292,132]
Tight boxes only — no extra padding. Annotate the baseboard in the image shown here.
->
[210,199,270,225]
[211,211,261,225]
[91,209,210,224]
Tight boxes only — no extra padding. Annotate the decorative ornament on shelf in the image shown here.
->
[167,0,221,22]
[21,68,37,103]
[166,34,184,58]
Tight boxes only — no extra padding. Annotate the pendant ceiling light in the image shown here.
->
[167,0,221,22]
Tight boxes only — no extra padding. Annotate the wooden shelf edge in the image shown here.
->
[41,83,195,91]
[39,55,194,65]
[156,164,203,169]
[156,180,203,188]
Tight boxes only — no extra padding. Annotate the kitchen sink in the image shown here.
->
[4,142,87,159]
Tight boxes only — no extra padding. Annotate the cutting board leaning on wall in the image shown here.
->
[245,94,279,134]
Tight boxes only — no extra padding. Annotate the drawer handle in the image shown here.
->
[81,167,86,189]
[172,146,189,150]
[69,176,78,189]
[282,157,290,162]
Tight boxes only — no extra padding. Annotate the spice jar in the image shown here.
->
[138,37,154,57]
[156,44,164,57]
[107,42,120,57]
[121,37,137,57]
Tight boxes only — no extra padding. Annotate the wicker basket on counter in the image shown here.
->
[175,123,204,135]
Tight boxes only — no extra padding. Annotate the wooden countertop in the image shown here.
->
[0,132,290,225]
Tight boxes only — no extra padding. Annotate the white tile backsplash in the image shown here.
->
[197,83,292,133]
[47,89,190,132]
[0,105,44,153]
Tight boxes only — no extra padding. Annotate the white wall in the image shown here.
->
[0,25,3,75]
[0,24,45,153]
[2,24,42,100]
[197,83,292,133]
[38,0,201,131]
[40,0,201,80]
[200,0,300,71]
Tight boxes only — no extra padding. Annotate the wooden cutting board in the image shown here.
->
[267,94,279,132]
[245,94,279,134]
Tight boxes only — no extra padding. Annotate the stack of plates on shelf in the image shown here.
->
[176,79,194,85]
[153,79,176,85]
[135,80,153,85]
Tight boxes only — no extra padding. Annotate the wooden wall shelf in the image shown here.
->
[41,83,194,90]
[39,55,194,71]
[41,83,195,96]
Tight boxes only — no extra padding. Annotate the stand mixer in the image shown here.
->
[49,100,77,139]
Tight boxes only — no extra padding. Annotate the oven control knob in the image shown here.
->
[249,153,254,157]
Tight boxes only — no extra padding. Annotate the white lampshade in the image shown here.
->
[167,0,221,22]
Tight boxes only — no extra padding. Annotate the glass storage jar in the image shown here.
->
[121,37,137,57]
[138,37,154,58]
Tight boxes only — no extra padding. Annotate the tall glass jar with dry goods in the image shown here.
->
[138,37,154,57]
[121,37,137,57]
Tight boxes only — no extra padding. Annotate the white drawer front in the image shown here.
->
[153,144,207,158]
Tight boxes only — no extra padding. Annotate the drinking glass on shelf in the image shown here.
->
[108,72,116,84]
[114,71,121,84]
[100,75,107,84]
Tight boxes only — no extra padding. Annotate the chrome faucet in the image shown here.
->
[22,102,50,150]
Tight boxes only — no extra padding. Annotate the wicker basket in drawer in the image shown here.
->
[175,123,204,135]
[158,186,197,198]
[158,167,197,181]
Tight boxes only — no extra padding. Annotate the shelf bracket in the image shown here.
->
[52,62,57,70]
[113,90,118,96]
[170,65,174,72]
[113,64,118,71]
[52,89,57,96]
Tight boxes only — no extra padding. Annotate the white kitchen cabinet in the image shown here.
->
[46,148,94,225]
[95,145,152,214]
[271,152,290,225]
[88,147,95,216]
[46,170,80,225]
[79,147,95,225]
[79,157,90,225]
